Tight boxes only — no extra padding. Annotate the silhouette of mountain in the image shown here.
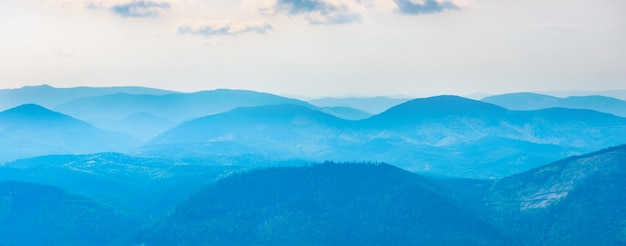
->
[142,163,512,245]
[0,181,135,245]
[54,89,312,123]
[0,104,140,162]
[365,95,509,126]
[308,96,409,114]
[146,96,626,177]
[145,104,353,159]
[483,92,626,117]
[486,145,626,245]
[0,84,174,111]
[540,89,626,101]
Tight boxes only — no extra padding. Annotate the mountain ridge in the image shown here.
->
[0,104,140,162]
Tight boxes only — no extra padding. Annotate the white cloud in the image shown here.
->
[177,20,274,36]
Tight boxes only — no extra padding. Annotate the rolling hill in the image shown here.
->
[0,104,140,162]
[0,153,250,220]
[141,163,512,245]
[145,104,354,159]
[0,181,135,245]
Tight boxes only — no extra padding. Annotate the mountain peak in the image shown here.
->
[368,95,507,123]
[1,104,61,118]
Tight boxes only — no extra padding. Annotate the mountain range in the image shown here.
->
[144,95,626,178]
[3,85,626,245]
[3,91,625,178]
[52,89,370,140]
[0,84,173,111]
[483,92,626,117]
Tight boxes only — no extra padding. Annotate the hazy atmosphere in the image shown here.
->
[3,1,626,245]
[2,0,625,96]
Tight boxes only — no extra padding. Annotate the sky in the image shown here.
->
[1,0,625,97]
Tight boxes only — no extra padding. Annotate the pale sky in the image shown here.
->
[1,0,625,97]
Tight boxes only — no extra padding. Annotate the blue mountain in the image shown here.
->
[141,163,512,245]
[54,89,312,123]
[146,104,353,159]
[0,104,140,162]
[0,84,174,111]
[482,92,626,117]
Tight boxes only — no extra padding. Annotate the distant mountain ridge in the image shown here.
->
[144,95,626,178]
[0,84,174,111]
[0,104,139,162]
[53,89,372,140]
[482,92,626,117]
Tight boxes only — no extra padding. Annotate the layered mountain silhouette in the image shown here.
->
[144,96,626,177]
[0,84,173,111]
[0,104,139,162]
[0,181,134,245]
[52,89,368,139]
[54,89,311,123]
[142,163,512,245]
[483,92,626,117]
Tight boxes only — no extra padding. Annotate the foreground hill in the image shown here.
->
[142,163,512,245]
[487,144,626,245]
[145,96,626,178]
[482,92,626,117]
[0,104,139,162]
[0,181,134,245]
[0,153,255,220]
[0,84,173,111]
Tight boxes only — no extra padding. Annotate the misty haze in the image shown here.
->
[1,0,626,245]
